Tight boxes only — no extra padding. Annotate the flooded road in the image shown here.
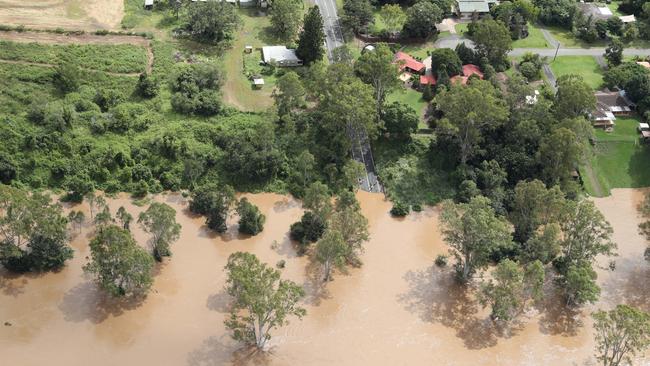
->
[1,190,649,365]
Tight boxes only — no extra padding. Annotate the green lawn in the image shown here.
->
[387,86,428,129]
[594,116,641,142]
[550,56,604,89]
[455,23,469,35]
[583,116,650,196]
[399,43,431,60]
[512,25,550,48]
[221,9,294,111]
[607,1,625,16]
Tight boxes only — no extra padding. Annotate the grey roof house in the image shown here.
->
[455,0,497,19]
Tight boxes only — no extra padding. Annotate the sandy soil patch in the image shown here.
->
[0,0,124,30]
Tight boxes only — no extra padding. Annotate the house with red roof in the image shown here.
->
[419,74,437,87]
[394,52,426,74]
[450,64,484,85]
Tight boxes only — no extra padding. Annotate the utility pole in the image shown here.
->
[553,42,560,62]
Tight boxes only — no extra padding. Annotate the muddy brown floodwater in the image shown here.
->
[1,190,649,365]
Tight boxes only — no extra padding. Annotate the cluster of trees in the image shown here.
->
[0,186,73,272]
[531,0,647,43]
[169,63,223,116]
[183,1,241,43]
[603,61,650,117]
[189,184,266,235]
[441,180,616,322]
[341,0,444,39]
[83,196,182,297]
[490,0,538,41]
[466,18,514,71]
[289,184,369,281]
[574,13,631,43]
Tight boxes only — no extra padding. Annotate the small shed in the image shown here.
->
[244,45,253,53]
[638,123,649,131]
[641,130,650,143]
[253,78,265,89]
[144,0,154,9]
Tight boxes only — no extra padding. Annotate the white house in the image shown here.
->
[261,46,303,67]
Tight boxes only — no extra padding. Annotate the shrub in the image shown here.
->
[519,61,539,81]
[435,254,448,267]
[289,211,326,253]
[390,201,410,216]
[136,73,159,98]
[236,198,266,235]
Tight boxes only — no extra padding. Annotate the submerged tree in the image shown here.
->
[329,192,369,265]
[189,184,236,233]
[479,259,544,322]
[138,202,182,261]
[440,195,513,282]
[84,226,154,297]
[593,304,650,366]
[224,252,306,350]
[236,198,266,236]
[116,206,133,231]
[0,186,72,272]
[315,229,348,281]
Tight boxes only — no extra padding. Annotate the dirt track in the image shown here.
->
[0,0,124,30]
[0,30,154,74]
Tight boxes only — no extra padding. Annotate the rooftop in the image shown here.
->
[457,0,490,13]
[394,52,425,73]
[262,46,302,64]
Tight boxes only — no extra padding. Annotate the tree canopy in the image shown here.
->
[224,252,306,349]
[84,225,154,297]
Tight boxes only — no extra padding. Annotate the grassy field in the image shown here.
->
[455,23,469,35]
[582,116,650,196]
[387,86,428,129]
[512,25,550,48]
[550,56,604,89]
[221,9,296,111]
[0,40,148,73]
[399,42,432,60]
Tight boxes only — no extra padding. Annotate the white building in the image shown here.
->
[261,46,303,67]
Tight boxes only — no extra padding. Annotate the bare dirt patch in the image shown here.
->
[0,0,124,30]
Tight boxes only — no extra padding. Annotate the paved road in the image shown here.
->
[314,0,344,59]
[434,34,650,57]
[314,0,383,193]
[542,64,557,92]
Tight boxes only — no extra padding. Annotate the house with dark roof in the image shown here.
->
[591,90,635,129]
[577,3,613,21]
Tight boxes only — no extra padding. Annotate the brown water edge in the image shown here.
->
[1,190,649,365]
